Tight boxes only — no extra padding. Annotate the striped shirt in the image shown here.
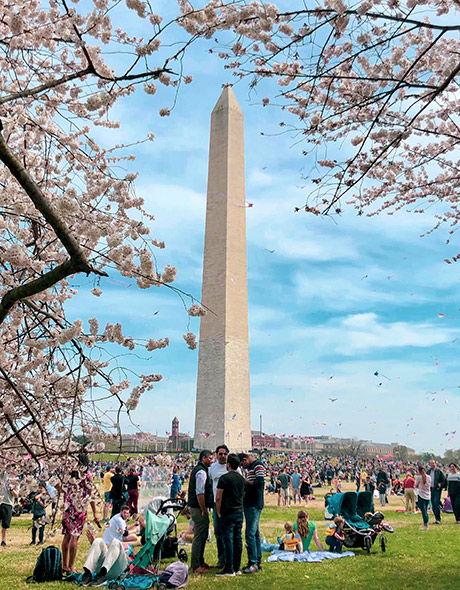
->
[243,459,266,509]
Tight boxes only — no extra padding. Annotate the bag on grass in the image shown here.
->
[26,546,63,583]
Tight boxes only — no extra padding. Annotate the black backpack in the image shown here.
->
[27,546,63,583]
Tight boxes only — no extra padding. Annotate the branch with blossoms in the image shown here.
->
[192,0,460,257]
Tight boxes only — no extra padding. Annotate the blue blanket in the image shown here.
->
[265,550,355,563]
[64,573,157,588]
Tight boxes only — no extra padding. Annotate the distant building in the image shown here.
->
[250,431,414,457]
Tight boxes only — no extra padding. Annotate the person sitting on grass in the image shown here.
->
[178,507,194,544]
[80,505,141,586]
[325,516,345,553]
[30,482,48,546]
[293,510,324,552]
[278,522,302,552]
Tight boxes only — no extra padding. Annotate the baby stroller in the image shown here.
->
[108,499,188,590]
[326,491,394,553]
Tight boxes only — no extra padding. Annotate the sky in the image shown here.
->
[66,1,460,455]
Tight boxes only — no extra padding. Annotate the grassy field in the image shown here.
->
[1,483,458,590]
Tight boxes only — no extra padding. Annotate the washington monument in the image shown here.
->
[193,85,251,452]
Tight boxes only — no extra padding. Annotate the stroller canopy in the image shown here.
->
[356,491,374,518]
[134,509,171,571]
[326,492,371,531]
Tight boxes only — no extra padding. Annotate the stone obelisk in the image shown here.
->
[194,85,251,453]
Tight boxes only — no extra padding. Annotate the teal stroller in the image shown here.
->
[326,491,394,553]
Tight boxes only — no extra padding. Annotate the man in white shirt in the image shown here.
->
[81,505,140,586]
[209,445,230,569]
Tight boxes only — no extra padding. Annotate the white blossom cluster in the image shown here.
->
[145,337,170,351]
[183,331,197,350]
[187,304,206,317]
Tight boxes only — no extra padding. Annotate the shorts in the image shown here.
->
[0,503,13,529]
[104,492,112,503]
[280,488,289,500]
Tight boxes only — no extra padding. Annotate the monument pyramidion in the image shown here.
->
[194,85,251,453]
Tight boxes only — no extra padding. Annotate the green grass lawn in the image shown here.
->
[1,485,459,590]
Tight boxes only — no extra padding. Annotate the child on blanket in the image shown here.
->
[325,517,345,553]
[278,522,302,552]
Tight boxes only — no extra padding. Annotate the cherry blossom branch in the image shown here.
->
[0,394,40,465]
[0,125,108,322]
[0,68,93,106]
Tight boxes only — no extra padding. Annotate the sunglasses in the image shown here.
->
[218,452,228,456]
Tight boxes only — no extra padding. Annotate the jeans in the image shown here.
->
[325,535,342,553]
[189,507,209,569]
[213,504,225,565]
[244,506,262,567]
[431,488,442,522]
[220,512,244,573]
[418,497,429,526]
[32,518,45,543]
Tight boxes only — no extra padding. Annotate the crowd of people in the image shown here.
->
[0,449,459,583]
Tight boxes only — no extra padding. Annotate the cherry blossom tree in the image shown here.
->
[184,0,460,257]
[3,0,460,474]
[0,0,208,472]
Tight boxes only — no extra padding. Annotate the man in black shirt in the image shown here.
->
[110,467,126,517]
[215,454,245,577]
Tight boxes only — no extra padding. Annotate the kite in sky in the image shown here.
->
[374,371,391,381]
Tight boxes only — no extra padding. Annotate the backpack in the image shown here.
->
[27,546,63,583]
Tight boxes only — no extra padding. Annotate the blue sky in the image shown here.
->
[67,2,460,455]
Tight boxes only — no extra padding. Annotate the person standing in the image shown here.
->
[364,476,375,495]
[415,465,431,530]
[102,468,114,522]
[238,453,266,574]
[109,467,126,517]
[427,459,446,524]
[215,454,245,577]
[60,469,99,573]
[0,469,19,547]
[291,466,301,505]
[447,463,460,524]
[170,467,181,501]
[276,467,291,507]
[209,445,229,570]
[126,467,139,516]
[403,472,416,514]
[299,469,311,506]
[187,450,213,575]
[30,482,47,546]
[376,467,389,506]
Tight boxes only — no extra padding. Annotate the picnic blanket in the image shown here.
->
[265,550,355,563]
[64,572,157,588]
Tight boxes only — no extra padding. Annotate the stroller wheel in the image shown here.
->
[157,584,167,590]
[380,535,387,552]
[108,583,116,589]
[178,548,188,562]
[363,535,372,553]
